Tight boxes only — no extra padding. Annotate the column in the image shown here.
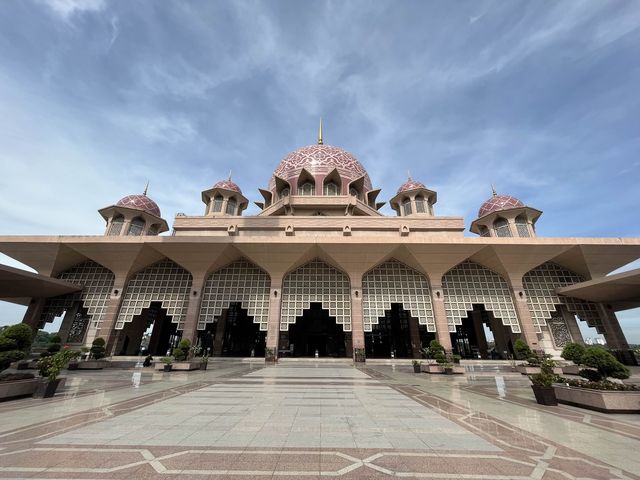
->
[212,310,228,356]
[351,285,365,362]
[471,310,489,358]
[597,304,630,351]
[21,298,47,337]
[429,281,453,352]
[408,318,421,359]
[265,283,282,361]
[101,275,128,355]
[510,285,540,351]
[180,274,206,346]
[560,306,585,345]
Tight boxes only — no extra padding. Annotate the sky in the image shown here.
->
[0,0,639,341]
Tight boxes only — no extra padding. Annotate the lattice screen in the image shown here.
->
[198,259,271,331]
[116,259,192,329]
[523,262,602,332]
[362,259,435,332]
[280,259,351,331]
[442,261,520,332]
[41,261,114,329]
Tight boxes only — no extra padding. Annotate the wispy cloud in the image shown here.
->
[38,0,106,21]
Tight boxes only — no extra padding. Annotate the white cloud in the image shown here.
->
[38,0,106,20]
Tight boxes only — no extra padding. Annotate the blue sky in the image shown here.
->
[0,0,639,341]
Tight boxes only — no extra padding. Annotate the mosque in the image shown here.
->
[1,123,639,363]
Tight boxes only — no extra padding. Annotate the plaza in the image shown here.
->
[1,360,639,479]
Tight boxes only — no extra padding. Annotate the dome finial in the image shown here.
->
[228,170,232,181]
[491,183,497,196]
[407,170,412,180]
[318,117,323,145]
[143,180,149,196]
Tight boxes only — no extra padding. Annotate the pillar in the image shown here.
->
[21,297,47,337]
[57,303,80,345]
[510,285,540,351]
[560,306,585,345]
[180,275,206,346]
[471,310,489,358]
[597,304,630,351]
[351,285,365,361]
[265,282,282,361]
[429,282,453,352]
[101,275,128,355]
[212,310,228,356]
[408,318,421,359]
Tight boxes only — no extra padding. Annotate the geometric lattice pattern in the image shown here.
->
[198,259,270,331]
[40,261,114,329]
[116,193,161,217]
[362,259,434,332]
[280,259,351,331]
[478,194,524,218]
[442,261,520,333]
[523,262,603,333]
[116,259,192,330]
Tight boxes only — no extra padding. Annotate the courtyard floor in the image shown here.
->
[0,360,639,479]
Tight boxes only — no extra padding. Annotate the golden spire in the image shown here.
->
[143,180,149,196]
[491,183,497,196]
[318,117,323,145]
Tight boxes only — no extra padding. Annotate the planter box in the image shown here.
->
[518,366,563,375]
[531,385,557,405]
[172,360,203,371]
[76,360,109,370]
[445,366,465,375]
[561,365,580,375]
[0,379,40,401]
[421,364,444,374]
[33,378,65,398]
[413,364,421,373]
[552,384,640,413]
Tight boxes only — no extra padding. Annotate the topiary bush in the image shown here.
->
[427,340,445,358]
[0,323,33,371]
[561,343,586,365]
[90,338,106,360]
[172,339,191,361]
[513,339,533,360]
[579,346,630,380]
[47,335,62,353]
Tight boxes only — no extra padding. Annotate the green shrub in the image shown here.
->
[580,347,630,380]
[172,339,191,361]
[561,343,586,365]
[513,339,533,360]
[434,352,447,364]
[0,351,26,371]
[578,368,602,382]
[37,349,78,381]
[427,340,445,358]
[526,356,541,366]
[562,378,639,391]
[90,338,106,360]
[0,323,33,371]
[1,324,33,351]
[0,337,18,352]
[47,334,62,353]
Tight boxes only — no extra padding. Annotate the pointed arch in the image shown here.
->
[362,259,434,332]
[198,258,271,331]
[297,168,315,195]
[281,259,351,331]
[442,260,520,332]
[41,261,114,329]
[523,262,602,332]
[116,259,192,329]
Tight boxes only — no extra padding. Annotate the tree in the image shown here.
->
[513,339,533,360]
[579,346,630,381]
[90,338,106,360]
[0,323,33,371]
[1,324,33,352]
[561,343,586,365]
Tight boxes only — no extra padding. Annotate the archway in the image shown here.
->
[450,304,516,359]
[116,302,179,356]
[284,303,348,357]
[211,302,266,357]
[365,303,434,358]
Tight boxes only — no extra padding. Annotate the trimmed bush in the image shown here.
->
[561,343,586,365]
[47,334,62,353]
[0,323,33,371]
[2,324,33,351]
[0,337,18,352]
[90,338,106,360]
[172,339,191,361]
[513,339,533,360]
[579,347,630,380]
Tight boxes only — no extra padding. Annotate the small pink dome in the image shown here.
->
[478,194,525,218]
[116,194,161,217]
[397,178,426,193]
[213,179,242,194]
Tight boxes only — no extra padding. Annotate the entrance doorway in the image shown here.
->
[285,303,348,357]
[364,303,434,358]
[204,302,266,357]
[450,304,516,359]
[117,302,179,356]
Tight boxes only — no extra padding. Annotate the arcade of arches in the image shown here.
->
[35,257,628,361]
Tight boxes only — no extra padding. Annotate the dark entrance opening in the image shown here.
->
[208,302,265,357]
[364,303,434,358]
[450,304,516,359]
[118,302,179,356]
[286,303,347,357]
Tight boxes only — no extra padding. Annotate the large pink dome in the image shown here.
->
[213,179,242,194]
[116,194,161,217]
[478,194,524,218]
[270,144,372,191]
[397,178,426,193]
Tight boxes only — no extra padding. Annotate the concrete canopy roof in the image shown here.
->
[557,268,640,311]
[0,263,81,306]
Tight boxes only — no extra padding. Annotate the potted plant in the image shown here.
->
[200,354,209,370]
[560,342,586,375]
[420,341,447,373]
[528,359,560,405]
[78,338,109,369]
[412,360,421,373]
[160,357,173,372]
[553,346,639,413]
[169,339,202,370]
[35,348,78,398]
